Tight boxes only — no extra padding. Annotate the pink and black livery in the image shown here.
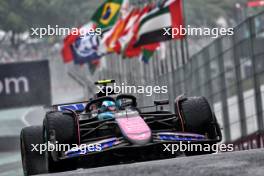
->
[20,80,222,175]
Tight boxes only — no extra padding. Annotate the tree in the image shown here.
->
[185,0,248,27]
[0,0,101,48]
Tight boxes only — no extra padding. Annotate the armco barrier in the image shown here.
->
[99,11,264,145]
[232,130,264,151]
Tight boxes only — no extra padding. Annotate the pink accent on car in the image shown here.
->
[116,112,151,145]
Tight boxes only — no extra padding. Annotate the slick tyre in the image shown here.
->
[179,97,219,155]
[43,111,79,173]
[20,126,47,176]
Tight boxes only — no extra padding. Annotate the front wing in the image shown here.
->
[62,131,216,159]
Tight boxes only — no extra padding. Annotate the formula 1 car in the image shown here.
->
[20,80,222,175]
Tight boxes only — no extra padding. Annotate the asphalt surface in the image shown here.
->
[0,97,84,176]
[1,104,264,176]
[0,108,30,176]
[0,108,29,136]
[0,152,22,176]
[23,107,45,126]
[39,149,264,176]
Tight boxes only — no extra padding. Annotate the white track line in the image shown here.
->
[21,107,35,126]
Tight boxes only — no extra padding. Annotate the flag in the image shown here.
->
[100,8,134,53]
[115,8,141,53]
[61,26,83,63]
[92,0,124,30]
[61,23,102,64]
[140,49,155,64]
[61,0,125,64]
[61,34,79,63]
[124,39,159,58]
[98,3,135,54]
[134,0,184,47]
[120,5,151,57]
[247,1,264,7]
[71,34,102,64]
[121,5,160,58]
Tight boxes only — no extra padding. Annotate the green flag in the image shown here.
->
[92,0,124,30]
[140,49,155,64]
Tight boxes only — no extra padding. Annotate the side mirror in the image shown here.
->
[154,100,169,106]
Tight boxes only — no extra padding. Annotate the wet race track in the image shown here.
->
[0,108,264,176]
[43,148,264,176]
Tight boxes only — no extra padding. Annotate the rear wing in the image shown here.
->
[48,101,89,112]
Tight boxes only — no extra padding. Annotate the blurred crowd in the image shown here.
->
[0,42,61,64]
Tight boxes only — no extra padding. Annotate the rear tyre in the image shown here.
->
[43,111,79,173]
[20,126,47,176]
[177,96,220,156]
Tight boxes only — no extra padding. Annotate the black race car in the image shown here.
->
[20,80,222,175]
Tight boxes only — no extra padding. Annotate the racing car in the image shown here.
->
[20,80,222,175]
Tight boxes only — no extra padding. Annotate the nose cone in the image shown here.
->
[126,131,152,145]
[115,111,152,145]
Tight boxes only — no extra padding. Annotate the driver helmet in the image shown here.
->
[100,101,116,112]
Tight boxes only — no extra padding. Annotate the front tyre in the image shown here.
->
[43,111,79,173]
[20,126,47,176]
[176,96,221,156]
